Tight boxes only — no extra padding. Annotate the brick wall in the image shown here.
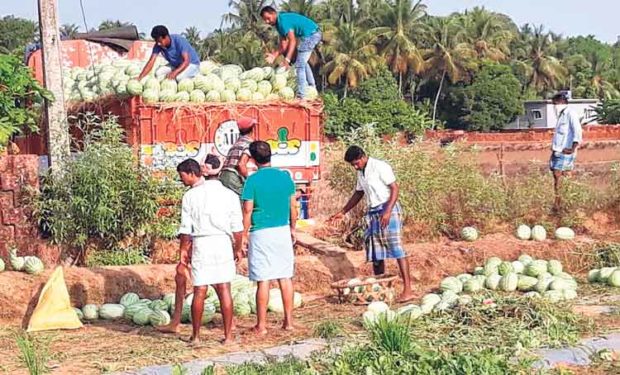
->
[0,154,60,266]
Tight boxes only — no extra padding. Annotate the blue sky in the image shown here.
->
[1,0,618,43]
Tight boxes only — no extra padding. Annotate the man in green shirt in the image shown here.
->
[242,141,298,335]
[261,6,321,99]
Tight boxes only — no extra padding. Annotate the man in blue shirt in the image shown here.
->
[549,91,583,212]
[261,6,321,99]
[138,25,200,82]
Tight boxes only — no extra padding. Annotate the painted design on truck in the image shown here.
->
[266,127,301,155]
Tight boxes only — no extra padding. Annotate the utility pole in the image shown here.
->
[38,0,69,172]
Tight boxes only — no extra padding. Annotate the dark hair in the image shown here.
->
[151,25,169,40]
[177,158,201,176]
[260,6,277,16]
[204,154,221,169]
[344,145,366,163]
[552,92,569,104]
[249,141,272,165]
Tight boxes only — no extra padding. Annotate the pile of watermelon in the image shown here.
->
[587,266,620,287]
[2,248,45,275]
[515,224,575,241]
[74,274,303,326]
[62,57,315,104]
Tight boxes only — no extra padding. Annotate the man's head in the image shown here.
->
[344,145,368,171]
[151,25,171,48]
[202,154,222,178]
[249,141,272,166]
[552,91,569,105]
[237,117,257,136]
[177,158,202,186]
[260,6,278,26]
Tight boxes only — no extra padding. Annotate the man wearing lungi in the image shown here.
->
[220,117,256,196]
[329,146,414,302]
[158,159,243,345]
[549,91,583,213]
[242,141,298,334]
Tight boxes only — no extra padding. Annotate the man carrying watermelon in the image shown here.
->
[158,158,243,345]
[261,6,321,99]
[329,146,414,303]
[137,25,200,82]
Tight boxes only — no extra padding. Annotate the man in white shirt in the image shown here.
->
[329,146,414,302]
[549,92,583,212]
[158,158,243,345]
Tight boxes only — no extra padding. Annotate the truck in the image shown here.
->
[21,39,323,217]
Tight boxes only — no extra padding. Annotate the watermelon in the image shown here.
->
[189,89,206,103]
[562,289,577,300]
[82,304,99,320]
[516,225,532,240]
[531,225,547,241]
[535,275,554,294]
[498,261,514,276]
[9,248,25,271]
[257,80,272,96]
[279,87,295,100]
[150,299,168,311]
[523,291,541,299]
[149,310,171,326]
[511,261,525,274]
[24,256,44,275]
[397,304,422,320]
[607,270,620,287]
[474,266,484,275]
[221,89,236,102]
[133,308,153,326]
[142,89,159,103]
[555,227,575,240]
[174,91,190,102]
[543,290,563,303]
[598,267,617,283]
[0,258,4,272]
[525,260,548,277]
[367,301,390,315]
[458,295,473,306]
[163,293,175,311]
[99,304,125,320]
[500,273,519,292]
[199,61,218,75]
[160,79,177,93]
[463,278,484,293]
[143,77,160,91]
[440,277,463,294]
[362,311,377,328]
[485,274,502,290]
[177,78,194,93]
[457,273,473,283]
[547,260,563,275]
[206,90,221,102]
[123,302,149,320]
[120,292,140,307]
[304,86,319,99]
[73,307,84,320]
[518,254,534,266]
[550,278,577,291]
[587,269,600,283]
[517,275,539,292]
[237,88,252,101]
[461,227,478,241]
[159,89,176,102]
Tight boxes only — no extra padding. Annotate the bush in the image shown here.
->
[32,115,159,257]
[595,99,620,124]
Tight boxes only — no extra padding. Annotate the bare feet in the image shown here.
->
[156,323,180,334]
[221,337,234,345]
[184,335,204,347]
[397,292,415,303]
[282,323,294,331]
[251,325,268,335]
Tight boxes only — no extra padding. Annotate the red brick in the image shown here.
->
[0,156,12,174]
[0,224,15,242]
[14,224,37,240]
[1,208,26,225]
[0,191,14,209]
[0,175,19,191]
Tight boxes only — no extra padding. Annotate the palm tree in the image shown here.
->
[372,0,426,93]
[458,7,516,62]
[281,0,319,18]
[97,20,134,31]
[224,0,272,42]
[60,23,80,39]
[421,16,476,124]
[182,26,202,49]
[516,25,567,95]
[321,22,381,96]
[589,54,620,98]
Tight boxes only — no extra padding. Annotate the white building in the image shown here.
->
[506,99,600,129]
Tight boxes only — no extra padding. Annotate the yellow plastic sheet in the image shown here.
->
[27,266,83,332]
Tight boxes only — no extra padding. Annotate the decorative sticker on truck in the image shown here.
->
[214,120,240,156]
[266,127,301,155]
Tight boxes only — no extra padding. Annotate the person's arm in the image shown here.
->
[179,234,192,266]
[137,53,158,80]
[328,190,364,222]
[242,200,254,248]
[380,182,399,228]
[282,30,297,67]
[177,194,193,265]
[230,193,245,261]
[167,52,190,80]
[236,153,251,178]
[564,111,583,154]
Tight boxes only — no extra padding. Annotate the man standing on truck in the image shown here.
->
[158,158,242,345]
[220,117,256,196]
[138,25,200,82]
[261,6,321,99]
[549,91,583,213]
[328,146,414,303]
[242,141,298,334]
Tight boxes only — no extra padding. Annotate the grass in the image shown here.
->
[85,246,150,267]
[224,356,316,375]
[312,321,343,340]
[14,331,50,375]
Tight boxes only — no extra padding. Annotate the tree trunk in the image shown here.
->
[432,70,446,129]
[398,71,402,97]
[343,82,348,98]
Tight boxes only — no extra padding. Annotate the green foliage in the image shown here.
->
[0,16,37,54]
[32,115,159,252]
[313,321,343,340]
[595,99,620,124]
[368,315,413,353]
[0,54,52,149]
[14,331,50,375]
[350,65,401,102]
[225,356,316,375]
[444,62,523,131]
[85,246,149,267]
